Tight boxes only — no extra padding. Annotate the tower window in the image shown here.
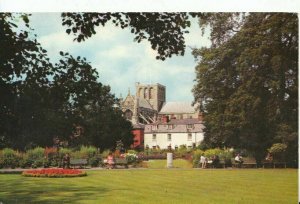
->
[149,88,153,99]
[152,134,156,141]
[144,88,148,99]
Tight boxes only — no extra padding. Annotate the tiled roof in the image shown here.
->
[159,102,197,114]
[133,124,145,129]
[144,118,204,133]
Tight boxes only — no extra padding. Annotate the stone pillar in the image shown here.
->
[167,153,173,168]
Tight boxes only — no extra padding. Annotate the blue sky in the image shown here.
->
[29,13,211,102]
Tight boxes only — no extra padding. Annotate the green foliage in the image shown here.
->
[26,147,45,168]
[203,148,223,158]
[0,13,133,150]
[0,148,20,168]
[268,143,287,154]
[192,148,233,167]
[192,149,204,167]
[125,153,138,164]
[193,13,298,164]
[101,149,111,159]
[79,146,97,158]
[61,13,192,60]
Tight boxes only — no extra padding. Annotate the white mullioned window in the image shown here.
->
[188,133,192,141]
[167,134,172,141]
[152,134,156,141]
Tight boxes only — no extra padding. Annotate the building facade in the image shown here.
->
[144,118,204,149]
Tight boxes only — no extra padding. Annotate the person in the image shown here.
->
[107,152,115,169]
[265,152,273,162]
[212,155,220,168]
[62,153,70,169]
[235,153,243,168]
[200,154,207,169]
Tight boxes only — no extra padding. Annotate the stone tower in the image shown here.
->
[135,82,166,112]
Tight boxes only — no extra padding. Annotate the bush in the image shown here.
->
[204,148,223,159]
[0,148,20,168]
[79,146,97,158]
[192,149,204,167]
[26,147,46,168]
[268,143,288,162]
[125,152,138,164]
[101,149,111,159]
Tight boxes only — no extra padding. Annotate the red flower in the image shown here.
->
[22,168,87,177]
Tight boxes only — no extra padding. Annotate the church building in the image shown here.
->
[120,82,203,149]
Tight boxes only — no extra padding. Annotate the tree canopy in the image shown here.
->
[61,13,191,60]
[193,13,298,165]
[0,13,133,150]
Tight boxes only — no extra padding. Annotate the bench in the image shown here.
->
[263,161,286,168]
[70,159,88,169]
[232,158,257,168]
[206,159,226,168]
[104,158,128,169]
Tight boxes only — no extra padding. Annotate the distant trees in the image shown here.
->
[0,13,132,150]
[193,13,298,166]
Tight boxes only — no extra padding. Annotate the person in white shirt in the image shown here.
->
[235,153,243,168]
[200,154,207,168]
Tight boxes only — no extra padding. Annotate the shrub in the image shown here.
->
[101,149,111,159]
[26,147,46,168]
[70,146,95,160]
[204,148,224,159]
[0,148,20,168]
[268,143,288,161]
[125,152,138,164]
[192,149,204,167]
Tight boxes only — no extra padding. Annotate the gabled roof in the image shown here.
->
[159,102,197,114]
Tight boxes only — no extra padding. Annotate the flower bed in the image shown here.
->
[22,168,87,178]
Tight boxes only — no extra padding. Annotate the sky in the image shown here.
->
[28,13,211,102]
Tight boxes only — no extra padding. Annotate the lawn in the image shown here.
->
[0,168,297,204]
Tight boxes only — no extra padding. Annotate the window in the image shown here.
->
[144,88,148,98]
[187,133,192,141]
[187,124,194,129]
[167,124,173,129]
[149,88,153,99]
[152,134,156,141]
[152,125,157,130]
[167,134,172,142]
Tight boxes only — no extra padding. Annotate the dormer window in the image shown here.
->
[152,125,158,130]
[167,124,174,130]
[187,124,194,129]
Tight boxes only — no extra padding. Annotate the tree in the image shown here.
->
[61,13,191,60]
[192,13,298,165]
[0,13,133,150]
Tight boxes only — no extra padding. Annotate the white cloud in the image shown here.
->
[30,13,206,102]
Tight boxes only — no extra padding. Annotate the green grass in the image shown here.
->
[0,169,297,204]
[144,159,193,168]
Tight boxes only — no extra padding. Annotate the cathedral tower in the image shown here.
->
[135,82,166,112]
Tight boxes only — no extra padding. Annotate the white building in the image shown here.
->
[144,118,204,149]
